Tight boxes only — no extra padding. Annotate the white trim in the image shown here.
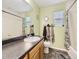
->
[69,46,77,54]
[49,46,68,52]
[68,46,77,59]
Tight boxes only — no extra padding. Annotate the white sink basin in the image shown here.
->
[24,37,40,43]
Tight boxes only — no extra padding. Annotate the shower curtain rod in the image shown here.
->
[67,0,77,12]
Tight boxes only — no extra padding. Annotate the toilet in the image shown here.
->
[44,41,51,53]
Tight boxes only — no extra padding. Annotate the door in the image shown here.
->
[32,50,40,59]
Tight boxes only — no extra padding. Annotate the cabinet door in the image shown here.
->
[29,40,44,59]
[23,54,28,59]
[40,41,44,59]
[32,50,40,59]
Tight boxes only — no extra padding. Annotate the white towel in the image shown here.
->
[50,26,55,43]
[46,27,50,37]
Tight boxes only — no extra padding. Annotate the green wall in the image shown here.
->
[25,0,40,35]
[39,2,66,49]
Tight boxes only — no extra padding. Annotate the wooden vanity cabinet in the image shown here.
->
[23,54,28,59]
[29,40,44,59]
[32,50,40,59]
[23,40,44,59]
[40,42,44,59]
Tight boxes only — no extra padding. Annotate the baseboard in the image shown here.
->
[49,46,68,52]
[68,46,77,59]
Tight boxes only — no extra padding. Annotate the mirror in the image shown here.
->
[23,17,34,36]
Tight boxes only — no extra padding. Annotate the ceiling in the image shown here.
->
[34,0,66,7]
[2,0,32,13]
[2,0,66,12]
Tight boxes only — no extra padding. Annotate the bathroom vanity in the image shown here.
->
[23,39,44,59]
[2,37,44,59]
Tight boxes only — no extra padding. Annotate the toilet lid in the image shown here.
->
[44,41,51,47]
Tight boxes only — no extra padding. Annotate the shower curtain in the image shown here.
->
[64,13,71,49]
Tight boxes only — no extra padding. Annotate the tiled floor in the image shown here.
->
[44,48,71,59]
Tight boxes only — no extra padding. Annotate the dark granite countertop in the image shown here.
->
[2,37,43,59]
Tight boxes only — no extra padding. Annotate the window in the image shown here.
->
[24,17,32,27]
[53,11,64,27]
